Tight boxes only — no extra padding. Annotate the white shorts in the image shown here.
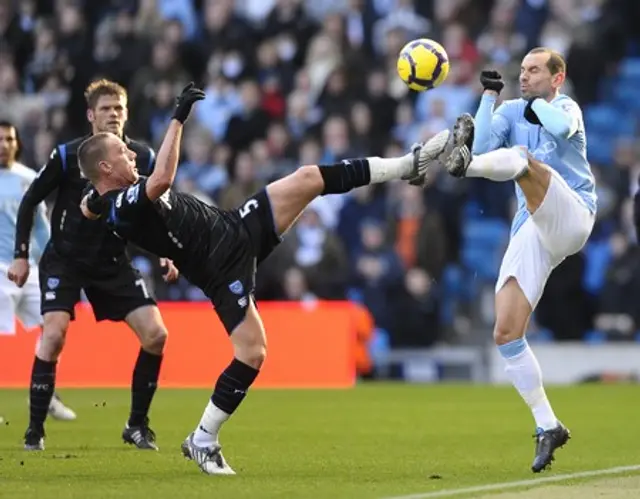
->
[0,263,42,335]
[496,170,595,308]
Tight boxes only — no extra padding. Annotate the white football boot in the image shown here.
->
[181,432,236,475]
[48,393,77,421]
[402,128,453,186]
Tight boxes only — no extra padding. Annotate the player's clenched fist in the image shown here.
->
[8,258,29,287]
[172,82,206,124]
[480,70,504,95]
[160,258,179,283]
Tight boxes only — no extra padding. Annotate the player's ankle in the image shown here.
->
[194,425,218,446]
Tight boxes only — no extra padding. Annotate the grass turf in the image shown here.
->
[0,384,638,499]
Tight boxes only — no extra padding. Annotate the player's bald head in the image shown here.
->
[78,132,118,183]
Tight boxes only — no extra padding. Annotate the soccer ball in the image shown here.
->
[397,38,450,92]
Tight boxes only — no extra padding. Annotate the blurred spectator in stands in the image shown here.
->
[389,183,447,279]
[269,202,349,299]
[594,232,640,339]
[352,220,404,331]
[388,267,441,347]
[225,79,271,153]
[218,150,264,210]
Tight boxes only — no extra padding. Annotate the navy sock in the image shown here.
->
[29,356,56,431]
[128,349,163,427]
[211,358,259,415]
[318,159,371,195]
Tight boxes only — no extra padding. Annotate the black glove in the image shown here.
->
[172,82,206,124]
[480,70,504,94]
[524,97,542,125]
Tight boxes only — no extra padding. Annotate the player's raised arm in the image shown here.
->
[14,148,63,261]
[473,70,511,154]
[524,96,579,139]
[145,83,204,201]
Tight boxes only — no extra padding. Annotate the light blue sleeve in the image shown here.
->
[530,97,580,140]
[31,203,50,262]
[472,94,511,154]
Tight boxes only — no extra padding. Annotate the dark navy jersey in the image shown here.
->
[15,135,155,269]
[102,177,240,290]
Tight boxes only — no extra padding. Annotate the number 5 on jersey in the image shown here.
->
[239,199,258,219]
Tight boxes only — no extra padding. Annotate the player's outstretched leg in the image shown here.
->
[122,305,167,451]
[262,142,448,236]
[442,113,530,181]
[25,312,70,450]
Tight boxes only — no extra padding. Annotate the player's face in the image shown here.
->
[519,53,562,100]
[88,94,128,136]
[106,136,138,185]
[0,126,18,167]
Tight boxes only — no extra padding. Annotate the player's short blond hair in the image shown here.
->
[84,79,128,109]
[77,132,113,183]
[527,47,566,75]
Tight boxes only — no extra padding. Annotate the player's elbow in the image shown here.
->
[146,176,172,201]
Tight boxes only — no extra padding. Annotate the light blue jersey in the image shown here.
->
[0,163,50,266]
[472,93,597,235]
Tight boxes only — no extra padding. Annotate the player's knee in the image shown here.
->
[493,314,528,345]
[139,324,168,354]
[294,165,324,192]
[493,323,521,346]
[234,341,267,369]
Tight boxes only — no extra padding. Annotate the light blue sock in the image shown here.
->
[498,337,558,430]
[497,337,528,359]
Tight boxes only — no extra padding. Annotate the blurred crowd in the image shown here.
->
[3,0,640,348]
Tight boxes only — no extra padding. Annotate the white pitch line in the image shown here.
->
[382,464,640,499]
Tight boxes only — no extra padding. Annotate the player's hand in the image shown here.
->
[160,258,179,282]
[524,97,542,125]
[80,194,101,220]
[8,258,29,288]
[172,82,206,124]
[480,70,504,95]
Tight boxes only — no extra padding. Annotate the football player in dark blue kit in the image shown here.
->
[79,83,442,474]
[10,80,178,451]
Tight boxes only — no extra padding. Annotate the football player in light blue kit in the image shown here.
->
[0,121,76,421]
[422,48,596,472]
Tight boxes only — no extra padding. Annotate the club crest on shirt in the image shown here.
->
[126,184,140,204]
[228,280,244,295]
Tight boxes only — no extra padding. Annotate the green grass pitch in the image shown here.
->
[0,384,638,498]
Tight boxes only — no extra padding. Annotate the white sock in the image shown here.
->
[466,147,529,182]
[367,154,413,183]
[193,400,230,446]
[498,338,558,431]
